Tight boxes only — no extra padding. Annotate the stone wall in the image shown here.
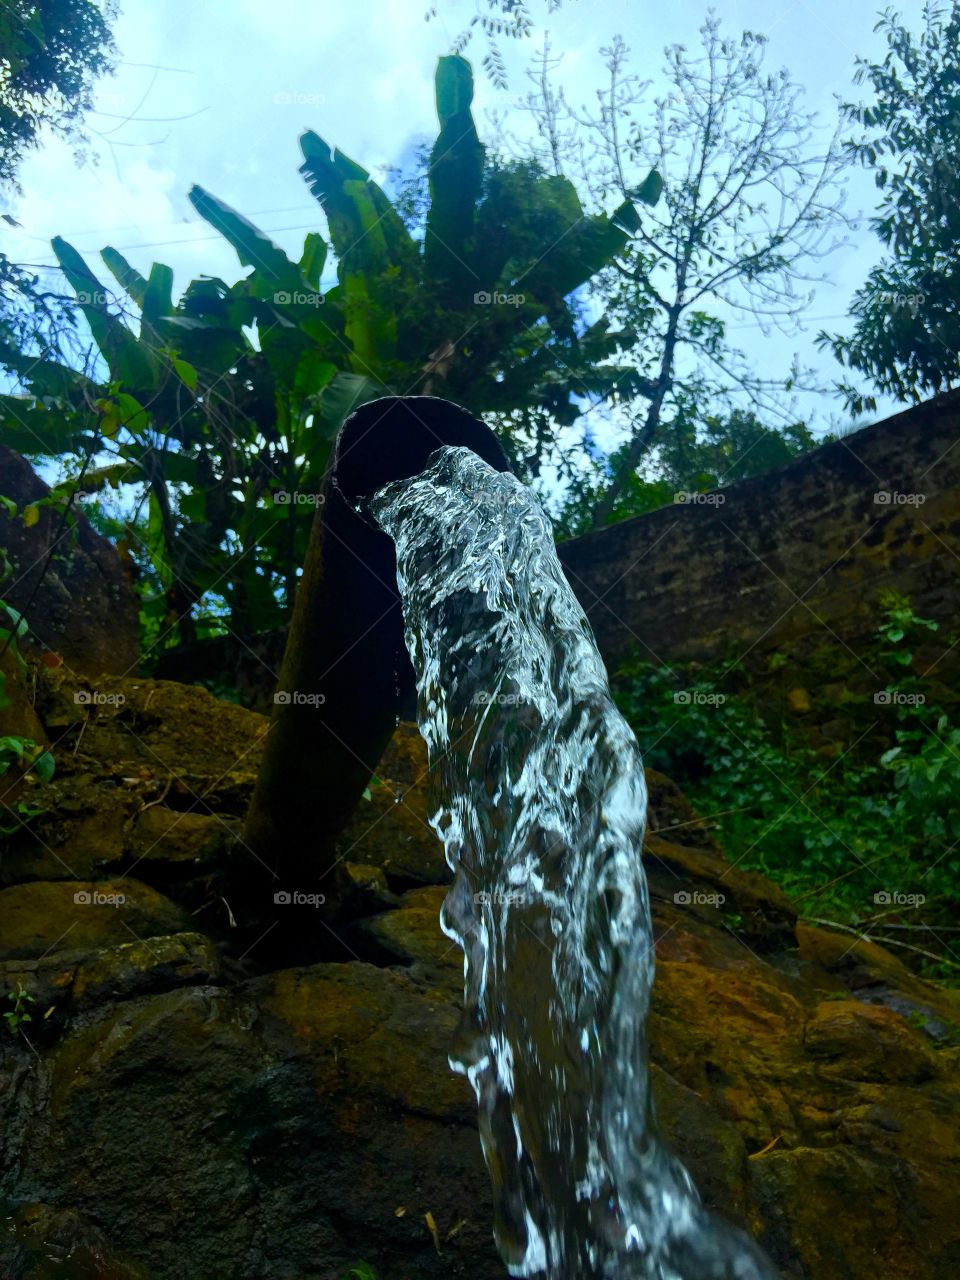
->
[558,390,960,670]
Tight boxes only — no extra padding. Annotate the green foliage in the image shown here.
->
[3,982,35,1036]
[0,55,658,652]
[0,599,55,832]
[518,17,846,527]
[551,408,815,539]
[615,600,960,978]
[339,1266,377,1280]
[0,736,55,785]
[0,0,117,188]
[820,2,960,411]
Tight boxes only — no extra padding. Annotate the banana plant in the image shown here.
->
[0,55,660,651]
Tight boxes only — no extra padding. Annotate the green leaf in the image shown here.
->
[631,168,664,207]
[188,186,303,289]
[298,133,414,277]
[31,750,55,783]
[311,372,383,439]
[180,490,207,523]
[424,56,484,295]
[172,358,198,392]
[101,246,147,308]
[52,237,162,390]
[299,232,327,289]
[142,262,175,326]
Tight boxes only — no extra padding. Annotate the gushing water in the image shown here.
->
[370,448,776,1280]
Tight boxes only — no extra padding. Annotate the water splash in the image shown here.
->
[370,447,776,1280]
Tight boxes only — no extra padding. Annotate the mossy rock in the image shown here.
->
[0,879,191,961]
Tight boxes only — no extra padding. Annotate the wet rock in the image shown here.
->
[1,1202,152,1279]
[645,768,721,850]
[7,968,501,1279]
[1,685,958,1280]
[354,884,460,974]
[0,879,191,961]
[804,997,939,1084]
[128,806,239,869]
[335,774,448,889]
[69,932,222,1010]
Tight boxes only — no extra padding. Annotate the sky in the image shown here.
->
[0,0,904,454]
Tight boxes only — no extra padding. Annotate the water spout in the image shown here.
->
[368,443,777,1280]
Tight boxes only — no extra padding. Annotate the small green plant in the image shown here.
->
[340,1265,378,1280]
[0,599,56,833]
[3,982,36,1036]
[614,598,959,981]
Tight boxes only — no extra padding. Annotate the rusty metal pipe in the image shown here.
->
[240,396,509,910]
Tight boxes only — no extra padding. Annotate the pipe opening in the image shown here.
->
[333,396,510,505]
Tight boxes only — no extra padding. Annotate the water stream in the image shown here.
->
[369,447,777,1280]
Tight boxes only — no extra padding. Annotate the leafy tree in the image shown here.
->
[516,17,848,527]
[427,0,564,85]
[552,406,816,539]
[819,2,960,413]
[0,56,658,650]
[0,0,118,189]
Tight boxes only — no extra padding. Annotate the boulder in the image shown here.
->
[0,444,139,676]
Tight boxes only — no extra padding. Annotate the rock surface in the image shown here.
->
[0,666,958,1279]
[0,444,140,677]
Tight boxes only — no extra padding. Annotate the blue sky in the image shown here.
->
[1,0,903,454]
